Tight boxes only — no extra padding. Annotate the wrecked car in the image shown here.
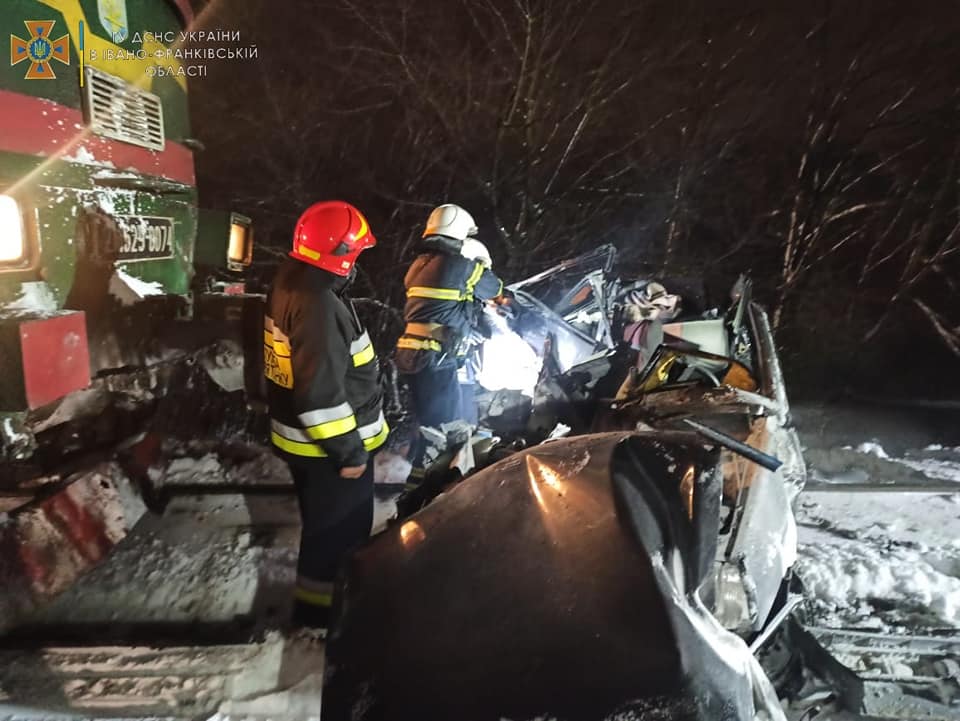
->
[323,433,785,721]
[475,244,804,633]
[322,246,806,719]
[483,245,806,633]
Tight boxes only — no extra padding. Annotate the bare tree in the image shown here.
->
[333,0,664,275]
[188,0,960,382]
[857,137,960,354]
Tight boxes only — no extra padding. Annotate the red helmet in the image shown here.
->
[290,201,376,275]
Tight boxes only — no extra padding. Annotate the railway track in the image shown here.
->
[791,622,960,720]
[0,633,325,720]
[804,481,960,494]
[808,626,960,686]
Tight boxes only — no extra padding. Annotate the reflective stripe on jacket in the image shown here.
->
[398,246,503,354]
[264,258,387,465]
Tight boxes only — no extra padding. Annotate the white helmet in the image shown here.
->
[423,204,478,242]
[460,238,492,268]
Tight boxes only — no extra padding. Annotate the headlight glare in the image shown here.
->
[227,214,253,269]
[0,195,26,263]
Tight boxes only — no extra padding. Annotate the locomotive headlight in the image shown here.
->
[0,194,25,263]
[227,213,253,270]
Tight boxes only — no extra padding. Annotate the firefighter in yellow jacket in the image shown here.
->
[264,200,388,630]
[395,204,506,430]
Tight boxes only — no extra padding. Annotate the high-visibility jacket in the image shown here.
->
[264,258,388,466]
[396,239,504,359]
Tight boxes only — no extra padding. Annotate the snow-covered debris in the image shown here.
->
[797,424,960,633]
[199,340,246,392]
[373,449,412,486]
[546,422,572,440]
[208,679,324,721]
[147,444,294,488]
[854,441,889,459]
[1,280,59,314]
[156,453,225,485]
[109,267,165,306]
[28,515,275,625]
[899,447,960,481]
[13,440,398,670]
[227,449,292,486]
[797,540,960,628]
[850,441,960,481]
[372,494,397,533]
[1,417,34,459]
[805,441,960,485]
[797,481,960,630]
[1,463,148,633]
[0,632,324,720]
[146,440,411,495]
[32,388,110,434]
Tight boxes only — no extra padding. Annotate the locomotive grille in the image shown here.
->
[83,67,165,152]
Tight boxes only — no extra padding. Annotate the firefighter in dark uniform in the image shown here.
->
[394,204,506,480]
[264,200,388,630]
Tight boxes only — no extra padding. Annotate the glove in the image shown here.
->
[500,304,517,321]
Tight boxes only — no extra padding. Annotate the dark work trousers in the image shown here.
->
[285,454,375,623]
[406,353,463,428]
[403,354,463,484]
[458,349,480,428]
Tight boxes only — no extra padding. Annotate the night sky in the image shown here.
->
[188,0,960,397]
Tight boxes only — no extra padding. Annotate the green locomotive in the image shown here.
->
[1,0,255,461]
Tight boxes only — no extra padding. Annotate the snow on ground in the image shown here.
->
[6,402,958,718]
[26,512,285,626]
[796,500,960,629]
[794,410,960,632]
[897,445,960,481]
[27,450,399,629]
[148,438,411,491]
[0,437,409,720]
[0,631,325,720]
[152,452,228,486]
[803,441,960,487]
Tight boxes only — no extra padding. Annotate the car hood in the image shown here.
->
[322,432,783,721]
